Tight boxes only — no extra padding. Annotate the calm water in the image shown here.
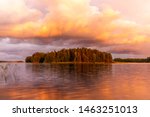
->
[0,63,150,100]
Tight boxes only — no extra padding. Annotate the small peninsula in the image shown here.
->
[25,48,112,63]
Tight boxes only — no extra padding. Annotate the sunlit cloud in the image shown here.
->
[0,0,150,60]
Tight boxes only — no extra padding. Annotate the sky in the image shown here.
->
[0,0,150,60]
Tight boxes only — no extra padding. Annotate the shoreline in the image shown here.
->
[0,61,150,64]
[113,62,150,64]
[26,62,112,65]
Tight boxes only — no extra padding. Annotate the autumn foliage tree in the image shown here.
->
[25,48,112,63]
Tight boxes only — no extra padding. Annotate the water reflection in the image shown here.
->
[25,64,113,93]
[0,63,150,99]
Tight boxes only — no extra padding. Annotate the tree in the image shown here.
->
[25,48,113,63]
[31,52,45,63]
[25,56,32,63]
[147,57,150,62]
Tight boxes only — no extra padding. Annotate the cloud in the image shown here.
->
[0,0,150,60]
[98,0,150,24]
[0,0,42,25]
[0,0,148,44]
[108,47,140,55]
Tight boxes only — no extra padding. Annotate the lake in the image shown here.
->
[0,63,150,100]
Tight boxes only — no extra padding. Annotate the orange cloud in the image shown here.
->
[0,0,149,47]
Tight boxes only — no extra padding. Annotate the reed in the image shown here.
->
[0,64,17,82]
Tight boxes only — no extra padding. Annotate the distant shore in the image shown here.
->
[114,57,150,63]
[0,61,24,63]
[113,61,150,64]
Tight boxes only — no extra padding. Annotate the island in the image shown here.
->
[25,48,112,63]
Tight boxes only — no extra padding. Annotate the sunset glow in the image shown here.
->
[0,0,150,60]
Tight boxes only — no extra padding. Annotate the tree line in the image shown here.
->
[25,48,112,63]
[114,57,150,63]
